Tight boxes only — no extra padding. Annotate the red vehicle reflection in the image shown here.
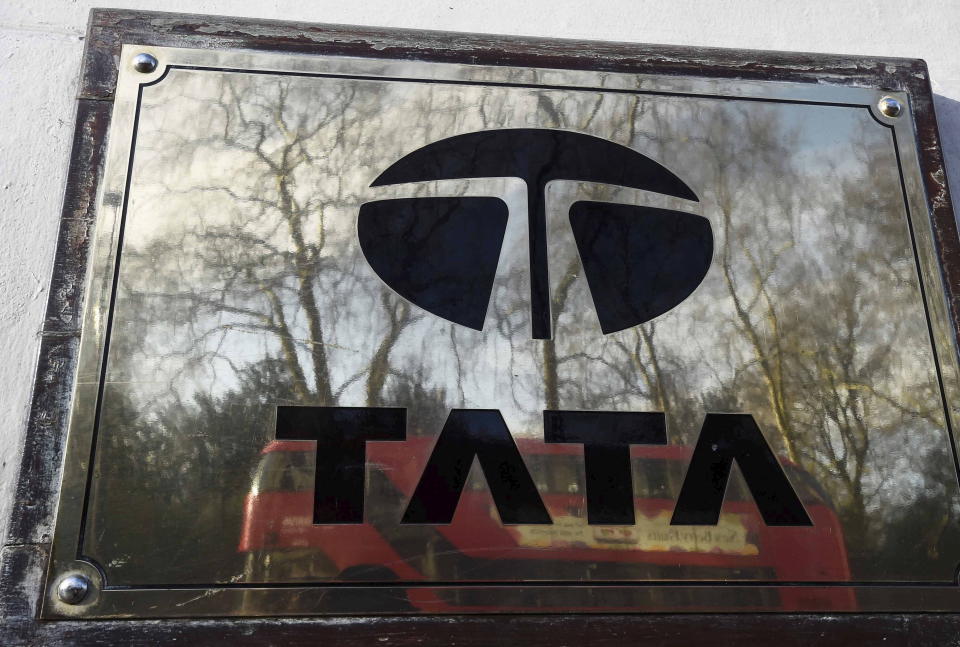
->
[239,437,855,612]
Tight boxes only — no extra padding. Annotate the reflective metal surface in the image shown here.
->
[878,95,904,118]
[131,52,158,74]
[55,574,91,605]
[43,45,960,617]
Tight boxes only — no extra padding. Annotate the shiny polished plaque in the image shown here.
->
[43,44,960,618]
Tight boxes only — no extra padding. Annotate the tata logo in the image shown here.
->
[277,408,812,528]
[358,128,713,338]
[278,131,809,529]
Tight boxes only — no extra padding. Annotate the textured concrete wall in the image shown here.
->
[1,0,958,544]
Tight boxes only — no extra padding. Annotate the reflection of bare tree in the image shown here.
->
[696,106,952,557]
[492,92,960,568]
[122,75,430,409]
[87,73,447,583]
[706,106,805,462]
[85,69,960,584]
[366,296,416,406]
[533,92,682,413]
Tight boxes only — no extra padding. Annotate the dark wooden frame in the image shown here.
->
[3,8,960,643]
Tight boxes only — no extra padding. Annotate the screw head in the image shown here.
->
[132,53,158,74]
[56,574,91,605]
[878,95,903,118]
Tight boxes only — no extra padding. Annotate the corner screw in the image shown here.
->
[878,96,903,118]
[132,53,158,74]
[56,574,91,605]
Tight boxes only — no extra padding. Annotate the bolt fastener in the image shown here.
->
[878,96,903,118]
[132,53,158,74]
[56,574,91,605]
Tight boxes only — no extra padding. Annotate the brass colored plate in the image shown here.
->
[43,44,960,617]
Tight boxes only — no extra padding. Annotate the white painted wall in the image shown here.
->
[0,0,958,543]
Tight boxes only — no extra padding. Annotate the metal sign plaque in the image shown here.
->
[42,43,960,618]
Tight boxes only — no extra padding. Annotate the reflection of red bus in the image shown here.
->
[239,437,855,612]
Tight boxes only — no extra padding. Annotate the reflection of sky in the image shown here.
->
[121,75,913,416]
[118,70,943,441]
[95,68,960,581]
[792,104,876,156]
